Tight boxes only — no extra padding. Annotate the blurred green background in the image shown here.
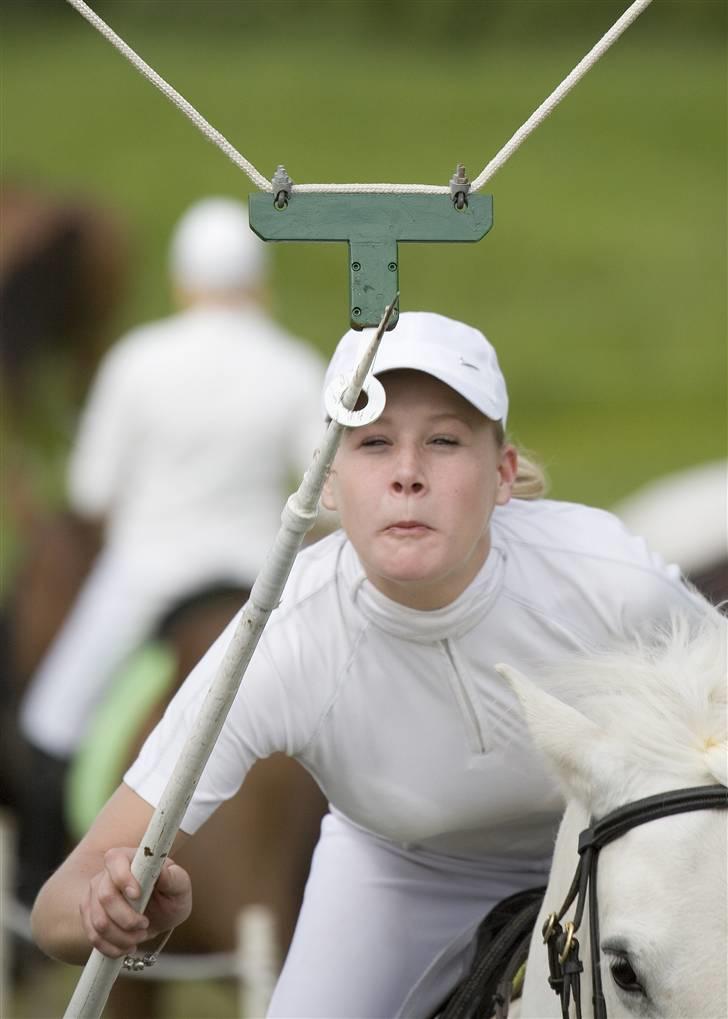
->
[2,0,726,516]
[1,3,725,1015]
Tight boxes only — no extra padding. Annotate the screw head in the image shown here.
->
[388,262,397,272]
[351,261,361,271]
[352,307,362,317]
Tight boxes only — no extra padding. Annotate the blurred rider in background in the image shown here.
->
[17,196,328,903]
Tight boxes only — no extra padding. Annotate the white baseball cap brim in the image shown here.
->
[324,311,508,425]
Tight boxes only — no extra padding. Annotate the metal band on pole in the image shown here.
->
[62,297,397,1019]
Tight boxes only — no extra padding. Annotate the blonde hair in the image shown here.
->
[511,451,548,499]
[494,423,548,500]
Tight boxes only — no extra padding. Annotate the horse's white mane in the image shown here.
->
[544,601,727,785]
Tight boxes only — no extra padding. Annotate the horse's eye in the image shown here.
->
[609,953,644,994]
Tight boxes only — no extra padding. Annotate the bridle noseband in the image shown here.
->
[542,784,728,1019]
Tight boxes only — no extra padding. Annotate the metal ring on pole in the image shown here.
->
[324,373,386,428]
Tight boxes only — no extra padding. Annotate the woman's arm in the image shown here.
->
[31,783,192,964]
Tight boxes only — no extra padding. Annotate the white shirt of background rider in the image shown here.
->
[68,303,326,587]
[66,196,330,591]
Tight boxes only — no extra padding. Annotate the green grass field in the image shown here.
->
[2,7,726,516]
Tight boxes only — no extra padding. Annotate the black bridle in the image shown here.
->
[542,784,728,1019]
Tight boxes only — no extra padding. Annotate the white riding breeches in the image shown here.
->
[268,810,551,1019]
[19,547,226,758]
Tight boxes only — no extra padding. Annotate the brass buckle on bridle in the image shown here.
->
[542,785,728,1019]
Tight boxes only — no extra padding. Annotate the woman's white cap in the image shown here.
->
[169,196,267,292]
[324,311,508,425]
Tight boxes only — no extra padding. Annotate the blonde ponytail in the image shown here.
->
[494,423,548,500]
[512,451,548,500]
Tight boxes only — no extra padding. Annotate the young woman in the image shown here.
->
[31,311,701,1017]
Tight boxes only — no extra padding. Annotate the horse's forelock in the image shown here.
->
[543,605,727,785]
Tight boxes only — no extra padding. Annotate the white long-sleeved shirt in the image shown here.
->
[68,304,326,587]
[125,498,698,860]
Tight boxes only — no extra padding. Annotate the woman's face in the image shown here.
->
[322,369,517,610]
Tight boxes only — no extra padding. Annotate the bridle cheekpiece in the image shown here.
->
[542,784,728,1019]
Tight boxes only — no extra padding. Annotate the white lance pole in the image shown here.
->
[63,297,397,1019]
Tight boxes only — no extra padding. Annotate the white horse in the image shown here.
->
[498,600,727,1019]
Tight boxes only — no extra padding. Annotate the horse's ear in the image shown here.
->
[496,663,620,811]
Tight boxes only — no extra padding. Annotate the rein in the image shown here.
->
[542,784,728,1019]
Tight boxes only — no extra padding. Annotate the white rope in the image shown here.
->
[64,0,272,192]
[292,182,449,195]
[65,0,653,197]
[470,0,654,191]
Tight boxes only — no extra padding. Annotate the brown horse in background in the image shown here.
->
[1,512,327,1018]
[0,181,128,410]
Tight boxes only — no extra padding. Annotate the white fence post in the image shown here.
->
[0,812,16,1019]
[237,905,278,1018]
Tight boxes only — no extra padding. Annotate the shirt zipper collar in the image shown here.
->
[347,542,506,642]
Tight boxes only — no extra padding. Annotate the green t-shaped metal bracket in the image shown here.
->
[249,193,493,330]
